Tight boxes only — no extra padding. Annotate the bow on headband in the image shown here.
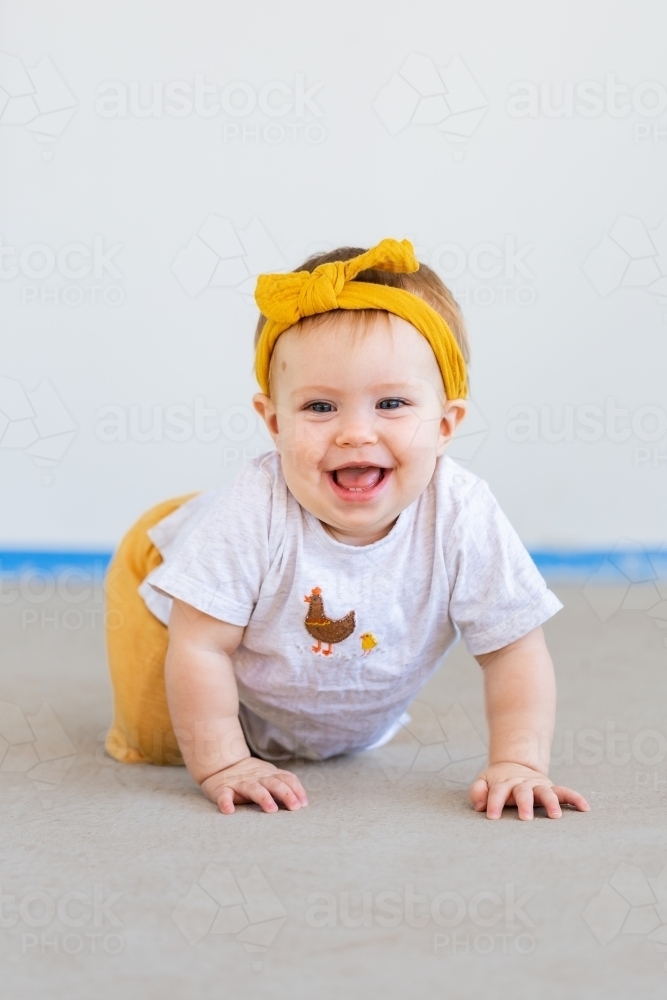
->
[254,238,467,400]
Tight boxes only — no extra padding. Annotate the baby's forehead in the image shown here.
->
[276,311,423,359]
[270,314,444,399]
[286,308,393,340]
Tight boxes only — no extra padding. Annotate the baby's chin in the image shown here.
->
[295,475,410,541]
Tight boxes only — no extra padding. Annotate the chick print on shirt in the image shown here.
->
[360,632,378,655]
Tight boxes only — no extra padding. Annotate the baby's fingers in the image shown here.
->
[217,786,237,815]
[237,780,279,813]
[274,770,309,807]
[469,778,489,812]
[532,784,562,819]
[263,776,305,811]
[485,782,512,820]
[513,782,538,821]
[550,785,591,812]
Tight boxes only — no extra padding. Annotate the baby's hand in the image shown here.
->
[200,757,309,815]
[469,762,590,821]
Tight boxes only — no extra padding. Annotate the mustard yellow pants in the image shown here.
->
[104,494,197,765]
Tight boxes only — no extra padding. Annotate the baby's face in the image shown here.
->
[253,313,466,545]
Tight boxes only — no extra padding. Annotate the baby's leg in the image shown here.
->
[104,494,197,765]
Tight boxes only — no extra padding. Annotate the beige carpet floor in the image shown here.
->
[1,584,666,999]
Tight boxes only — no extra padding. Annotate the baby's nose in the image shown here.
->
[335,413,378,448]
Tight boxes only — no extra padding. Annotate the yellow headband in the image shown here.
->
[254,238,467,400]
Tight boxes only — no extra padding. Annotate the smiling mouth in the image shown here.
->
[330,466,387,492]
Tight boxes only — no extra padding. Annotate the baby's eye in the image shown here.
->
[307,402,335,413]
[377,398,406,409]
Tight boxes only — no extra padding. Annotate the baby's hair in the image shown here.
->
[254,245,470,396]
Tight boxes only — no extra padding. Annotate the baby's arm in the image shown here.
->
[469,626,590,821]
[164,598,308,814]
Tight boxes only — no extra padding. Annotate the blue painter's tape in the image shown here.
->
[531,549,667,582]
[0,551,113,576]
[0,547,665,583]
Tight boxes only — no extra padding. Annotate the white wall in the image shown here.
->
[1,1,666,550]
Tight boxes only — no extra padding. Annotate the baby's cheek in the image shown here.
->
[398,411,440,457]
[282,422,327,469]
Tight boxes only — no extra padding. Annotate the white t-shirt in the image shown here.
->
[143,450,561,762]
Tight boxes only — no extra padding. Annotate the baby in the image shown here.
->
[105,239,589,822]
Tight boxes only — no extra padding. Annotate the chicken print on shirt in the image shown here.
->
[303,586,356,656]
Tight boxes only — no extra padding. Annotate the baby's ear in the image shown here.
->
[438,399,467,449]
[253,392,280,442]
